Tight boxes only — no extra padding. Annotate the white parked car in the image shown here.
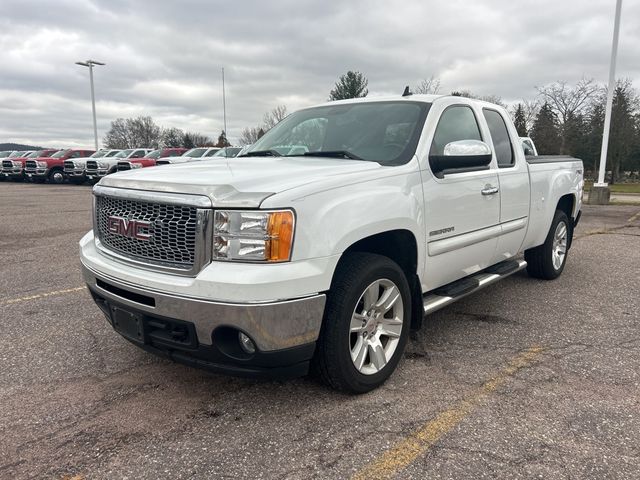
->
[81,94,583,393]
[155,147,220,165]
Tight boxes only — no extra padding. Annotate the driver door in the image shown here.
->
[421,103,500,290]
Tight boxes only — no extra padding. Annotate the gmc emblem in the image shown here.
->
[107,216,153,241]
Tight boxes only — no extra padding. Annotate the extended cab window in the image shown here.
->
[430,106,482,156]
[483,109,514,168]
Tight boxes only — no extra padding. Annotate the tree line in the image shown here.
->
[103,117,230,150]
[322,71,640,183]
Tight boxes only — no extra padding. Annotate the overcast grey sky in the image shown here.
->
[0,0,638,147]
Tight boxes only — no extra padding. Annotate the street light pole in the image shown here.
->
[595,0,623,187]
[76,60,105,151]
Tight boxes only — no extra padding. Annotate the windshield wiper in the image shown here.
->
[303,150,363,160]
[238,149,282,157]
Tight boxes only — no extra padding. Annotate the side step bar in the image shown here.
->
[423,259,527,315]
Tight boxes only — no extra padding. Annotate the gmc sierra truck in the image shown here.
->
[80,95,583,393]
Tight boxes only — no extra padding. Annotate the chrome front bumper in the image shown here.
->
[81,262,326,351]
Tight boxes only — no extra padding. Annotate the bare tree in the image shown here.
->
[127,116,161,148]
[263,105,288,130]
[522,99,540,132]
[509,99,539,134]
[238,127,264,146]
[103,118,130,149]
[414,76,441,95]
[536,79,601,153]
[161,127,185,147]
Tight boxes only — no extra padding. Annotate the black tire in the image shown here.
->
[48,169,65,184]
[525,209,570,280]
[314,252,411,393]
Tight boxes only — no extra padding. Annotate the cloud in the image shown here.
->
[0,0,638,147]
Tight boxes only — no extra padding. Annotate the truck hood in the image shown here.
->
[98,156,382,208]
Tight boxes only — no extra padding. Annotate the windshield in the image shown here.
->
[183,148,208,158]
[0,151,11,158]
[146,149,162,159]
[115,149,134,158]
[90,150,108,158]
[203,149,220,157]
[28,151,45,158]
[243,101,430,165]
[106,150,120,157]
[51,149,71,158]
[9,151,25,158]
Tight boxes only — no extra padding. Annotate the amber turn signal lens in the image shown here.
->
[266,211,294,262]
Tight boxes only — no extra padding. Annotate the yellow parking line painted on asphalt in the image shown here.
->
[628,210,640,224]
[1,286,87,306]
[351,346,544,480]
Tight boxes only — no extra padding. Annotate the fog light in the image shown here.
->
[238,332,256,354]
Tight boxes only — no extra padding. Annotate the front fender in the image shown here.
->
[263,166,425,286]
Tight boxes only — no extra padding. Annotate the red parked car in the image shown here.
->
[24,148,95,184]
[1,149,58,181]
[117,147,187,171]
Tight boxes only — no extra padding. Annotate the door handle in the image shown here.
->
[481,186,499,196]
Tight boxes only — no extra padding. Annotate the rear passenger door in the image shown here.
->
[482,108,529,263]
[421,103,501,290]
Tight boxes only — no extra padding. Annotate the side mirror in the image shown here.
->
[429,140,492,178]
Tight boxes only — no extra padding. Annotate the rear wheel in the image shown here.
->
[525,210,570,280]
[314,253,411,393]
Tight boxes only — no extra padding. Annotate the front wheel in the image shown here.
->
[525,209,570,280]
[48,170,65,184]
[314,253,411,393]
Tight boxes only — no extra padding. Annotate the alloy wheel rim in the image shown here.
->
[349,278,404,375]
[552,221,568,270]
[53,172,63,183]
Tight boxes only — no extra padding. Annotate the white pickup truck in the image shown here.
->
[80,94,583,393]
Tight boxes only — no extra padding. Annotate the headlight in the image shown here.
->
[12,161,21,167]
[37,161,47,168]
[97,161,108,168]
[131,162,142,169]
[213,210,295,262]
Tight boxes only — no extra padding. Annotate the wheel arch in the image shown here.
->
[336,229,423,330]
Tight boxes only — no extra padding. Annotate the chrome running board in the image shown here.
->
[423,259,527,315]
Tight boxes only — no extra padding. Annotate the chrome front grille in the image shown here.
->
[156,160,170,165]
[117,161,131,171]
[25,160,37,171]
[94,189,211,275]
[64,160,77,172]
[2,160,14,171]
[86,160,98,171]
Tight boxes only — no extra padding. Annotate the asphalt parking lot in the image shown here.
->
[1,182,639,480]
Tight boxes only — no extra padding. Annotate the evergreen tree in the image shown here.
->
[608,81,637,183]
[329,71,368,101]
[216,130,231,148]
[513,103,528,136]
[530,103,561,155]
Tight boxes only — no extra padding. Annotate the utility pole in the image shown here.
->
[590,0,623,204]
[76,60,105,151]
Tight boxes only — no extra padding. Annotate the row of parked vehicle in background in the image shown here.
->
[0,146,242,185]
